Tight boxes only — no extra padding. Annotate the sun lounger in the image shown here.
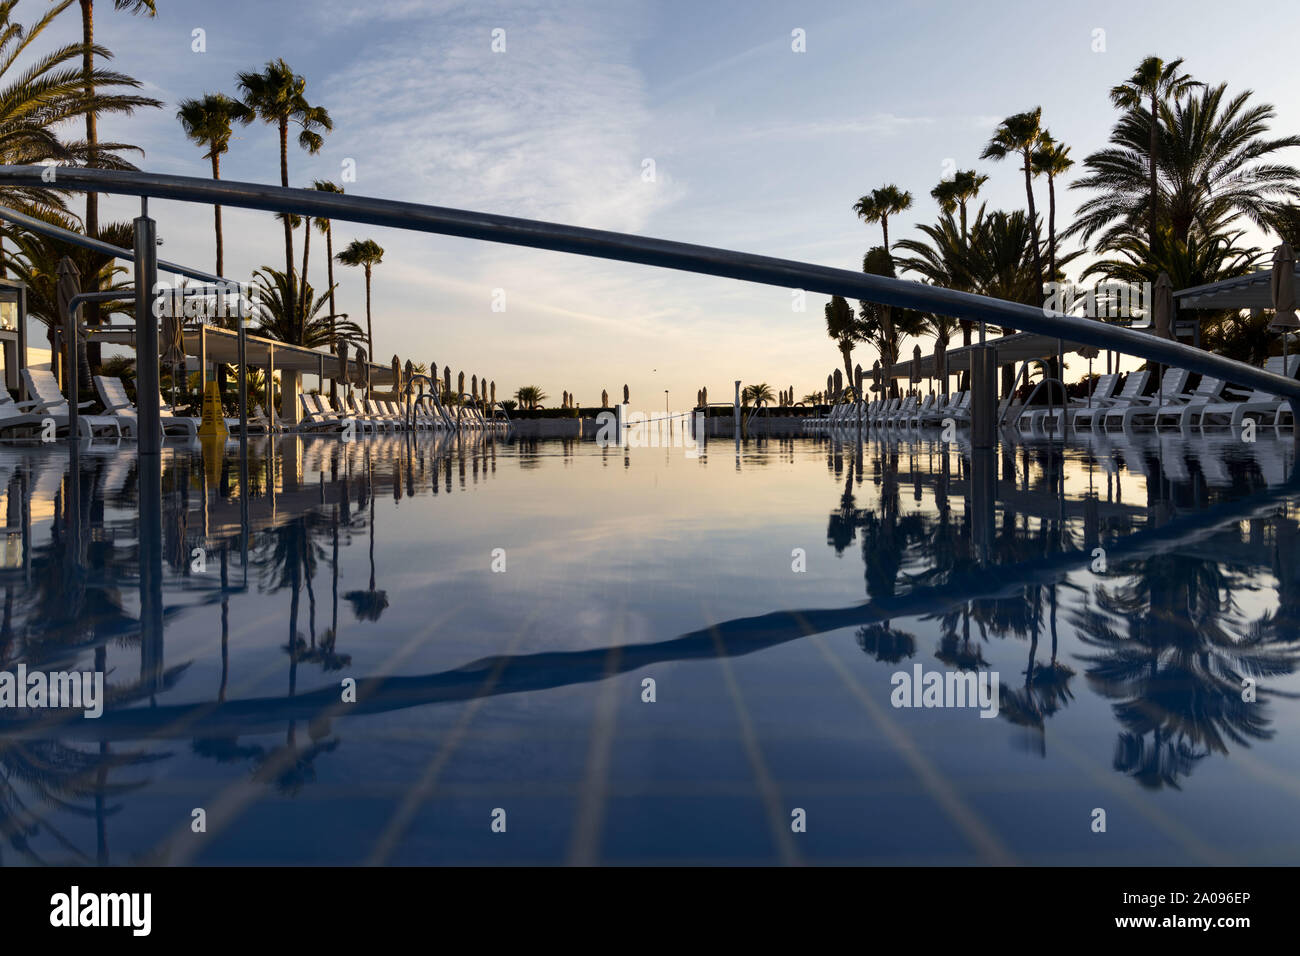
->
[1153,375,1227,432]
[1073,371,1150,432]
[20,368,121,439]
[1103,367,1190,432]
[1018,374,1120,435]
[1197,356,1300,432]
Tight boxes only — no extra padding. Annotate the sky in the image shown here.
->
[21,0,1300,408]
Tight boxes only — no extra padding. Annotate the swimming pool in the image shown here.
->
[1,431,1297,865]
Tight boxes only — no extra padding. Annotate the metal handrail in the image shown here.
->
[2,164,1298,403]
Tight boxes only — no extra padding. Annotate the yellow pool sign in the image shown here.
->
[197,381,228,439]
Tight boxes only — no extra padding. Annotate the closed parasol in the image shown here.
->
[1270,243,1300,368]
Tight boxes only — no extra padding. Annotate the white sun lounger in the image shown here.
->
[1103,367,1190,433]
[1196,355,1300,432]
[1153,375,1227,432]
[1073,371,1150,432]
[21,368,121,439]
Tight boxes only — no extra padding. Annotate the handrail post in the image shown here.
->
[971,346,997,450]
[133,209,160,455]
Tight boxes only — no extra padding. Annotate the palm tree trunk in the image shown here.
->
[212,152,223,275]
[841,348,854,396]
[279,117,296,343]
[211,152,228,407]
[325,223,337,403]
[1047,172,1057,279]
[364,265,373,362]
[299,217,311,337]
[1022,151,1043,296]
[1149,90,1159,259]
[881,217,890,254]
[80,0,102,369]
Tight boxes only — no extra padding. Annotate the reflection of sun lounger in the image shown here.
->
[1250,440,1293,487]
[1156,436,1193,484]
[1193,443,1236,488]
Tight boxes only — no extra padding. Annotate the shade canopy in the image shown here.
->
[88,324,397,385]
[887,331,1080,379]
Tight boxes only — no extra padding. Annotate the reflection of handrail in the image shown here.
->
[16,473,1298,743]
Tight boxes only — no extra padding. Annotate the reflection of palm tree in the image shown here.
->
[344,488,387,621]
[1071,546,1296,788]
[855,624,915,663]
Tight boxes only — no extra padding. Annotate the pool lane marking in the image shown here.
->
[157,593,483,866]
[1045,731,1229,865]
[566,644,623,866]
[363,600,558,867]
[806,631,1017,865]
[704,605,803,867]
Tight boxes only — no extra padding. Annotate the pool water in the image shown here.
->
[1,430,1298,865]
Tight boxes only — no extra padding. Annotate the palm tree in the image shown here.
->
[1031,133,1073,280]
[1108,56,1201,257]
[895,210,976,346]
[76,0,158,242]
[853,184,913,254]
[982,109,1047,294]
[1070,82,1300,250]
[249,266,363,349]
[824,294,866,387]
[335,238,383,360]
[237,59,333,343]
[930,169,987,240]
[741,383,775,407]
[514,385,545,410]
[176,93,253,276]
[858,246,926,397]
[312,180,344,399]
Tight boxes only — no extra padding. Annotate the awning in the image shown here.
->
[87,324,396,385]
[1174,267,1300,310]
[887,331,1083,378]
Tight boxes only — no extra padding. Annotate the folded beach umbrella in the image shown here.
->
[623,384,629,404]
[1151,271,1175,340]
[443,365,451,395]
[934,338,947,392]
[336,340,350,397]
[458,371,465,398]
[490,381,496,406]
[1270,242,1299,330]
